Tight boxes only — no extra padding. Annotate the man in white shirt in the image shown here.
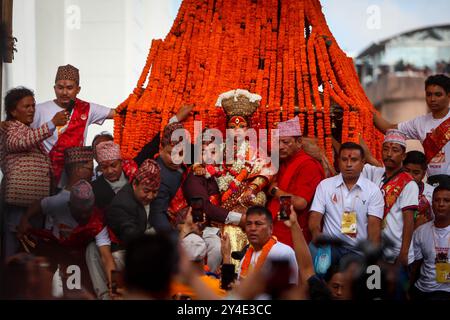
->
[410,182,450,300]
[237,206,298,286]
[403,151,435,229]
[373,74,450,184]
[309,142,384,265]
[362,130,419,266]
[31,64,114,185]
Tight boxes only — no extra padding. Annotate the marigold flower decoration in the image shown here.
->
[115,0,382,162]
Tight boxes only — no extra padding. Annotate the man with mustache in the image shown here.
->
[373,74,450,186]
[362,130,419,267]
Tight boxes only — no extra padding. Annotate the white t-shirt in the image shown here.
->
[310,174,384,252]
[40,190,110,247]
[413,222,450,293]
[238,241,298,284]
[362,164,419,263]
[31,100,111,153]
[398,111,450,177]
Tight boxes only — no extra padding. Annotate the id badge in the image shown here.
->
[341,211,357,236]
[435,263,450,283]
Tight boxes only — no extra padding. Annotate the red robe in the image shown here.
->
[423,116,450,164]
[268,150,325,246]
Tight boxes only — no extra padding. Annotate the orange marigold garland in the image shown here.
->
[115,0,380,161]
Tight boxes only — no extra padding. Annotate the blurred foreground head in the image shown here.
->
[125,233,178,299]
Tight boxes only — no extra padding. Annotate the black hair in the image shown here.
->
[4,87,35,120]
[338,142,365,159]
[324,264,343,283]
[92,132,114,149]
[124,233,178,296]
[246,205,273,224]
[403,151,427,170]
[425,74,450,94]
[433,178,450,199]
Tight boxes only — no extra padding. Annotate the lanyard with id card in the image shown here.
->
[432,227,450,283]
[340,187,359,237]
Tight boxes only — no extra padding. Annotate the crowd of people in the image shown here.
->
[0,65,449,300]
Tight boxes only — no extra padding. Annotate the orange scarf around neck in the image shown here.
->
[240,236,277,279]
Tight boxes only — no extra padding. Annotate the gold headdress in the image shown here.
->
[215,89,261,120]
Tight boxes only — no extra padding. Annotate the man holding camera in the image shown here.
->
[309,142,384,266]
[267,117,325,247]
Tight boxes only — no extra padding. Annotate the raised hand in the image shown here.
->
[52,110,70,127]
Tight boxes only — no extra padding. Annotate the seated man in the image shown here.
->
[237,206,298,285]
[92,141,136,209]
[106,159,161,268]
[309,142,384,267]
[410,182,450,300]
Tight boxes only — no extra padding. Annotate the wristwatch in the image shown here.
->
[270,186,279,197]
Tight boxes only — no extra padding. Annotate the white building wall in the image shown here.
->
[2,0,178,144]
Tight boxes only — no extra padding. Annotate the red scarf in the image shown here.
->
[122,159,138,182]
[59,207,105,247]
[417,183,432,221]
[240,237,277,279]
[423,116,450,164]
[30,207,107,248]
[382,171,414,219]
[49,99,90,183]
